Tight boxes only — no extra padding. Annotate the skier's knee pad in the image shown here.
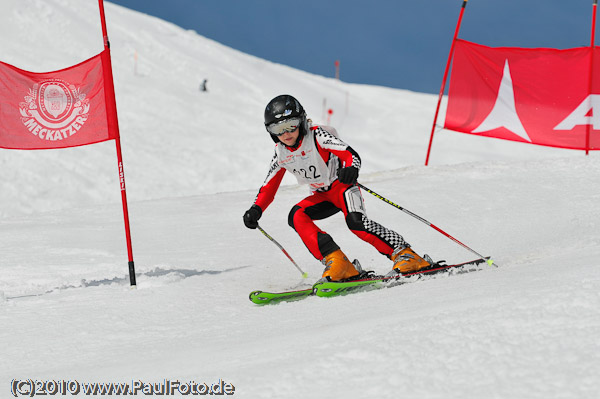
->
[288,205,302,230]
[346,212,366,231]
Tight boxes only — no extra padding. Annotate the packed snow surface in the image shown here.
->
[0,1,598,398]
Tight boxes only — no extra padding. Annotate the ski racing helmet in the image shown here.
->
[264,95,308,144]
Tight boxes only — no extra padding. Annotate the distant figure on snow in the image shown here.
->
[200,79,208,92]
[243,94,432,282]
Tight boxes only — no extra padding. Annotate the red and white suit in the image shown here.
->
[254,124,406,260]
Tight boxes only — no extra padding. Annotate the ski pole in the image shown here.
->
[257,224,309,278]
[356,182,496,266]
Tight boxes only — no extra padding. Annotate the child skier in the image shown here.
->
[243,94,431,281]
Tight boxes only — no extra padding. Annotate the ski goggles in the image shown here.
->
[266,117,301,136]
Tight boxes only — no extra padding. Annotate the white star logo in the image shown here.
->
[472,59,532,142]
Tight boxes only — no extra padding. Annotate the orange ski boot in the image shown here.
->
[321,249,360,281]
[391,246,431,275]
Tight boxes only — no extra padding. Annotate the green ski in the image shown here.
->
[249,288,313,305]
[249,257,489,305]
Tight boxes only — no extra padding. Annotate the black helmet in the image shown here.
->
[264,95,308,143]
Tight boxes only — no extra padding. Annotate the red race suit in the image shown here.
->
[254,124,407,260]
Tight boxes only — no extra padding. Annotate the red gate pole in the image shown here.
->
[586,0,598,155]
[98,0,137,286]
[425,0,470,166]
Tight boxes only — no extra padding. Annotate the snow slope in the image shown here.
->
[0,0,579,217]
[1,1,599,398]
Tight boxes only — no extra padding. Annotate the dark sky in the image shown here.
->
[107,0,598,94]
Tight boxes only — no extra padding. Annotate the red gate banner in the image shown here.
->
[444,39,600,150]
[0,49,118,150]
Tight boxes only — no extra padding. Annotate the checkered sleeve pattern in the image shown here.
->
[350,150,361,169]
[314,126,361,171]
[361,215,406,249]
[314,127,349,148]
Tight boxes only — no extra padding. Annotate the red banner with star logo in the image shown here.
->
[444,39,600,151]
[0,49,119,150]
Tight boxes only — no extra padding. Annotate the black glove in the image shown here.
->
[243,205,263,229]
[337,166,359,185]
